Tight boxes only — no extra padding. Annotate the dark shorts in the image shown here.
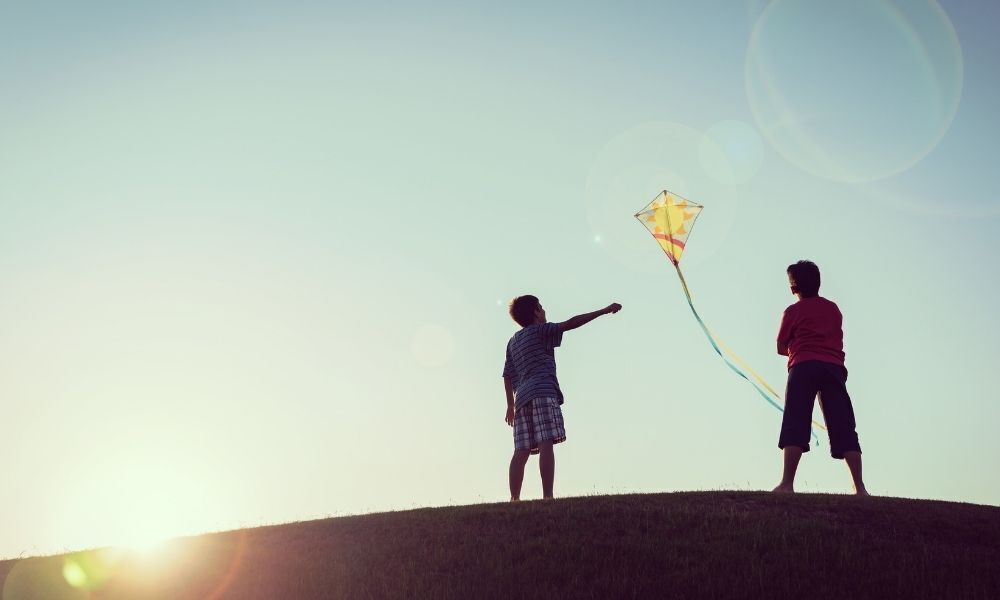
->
[778,360,861,459]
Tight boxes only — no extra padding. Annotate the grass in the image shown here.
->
[1,491,998,599]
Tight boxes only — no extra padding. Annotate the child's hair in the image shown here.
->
[509,295,540,327]
[787,260,821,297]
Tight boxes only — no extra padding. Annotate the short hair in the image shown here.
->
[787,260,821,297]
[509,295,540,327]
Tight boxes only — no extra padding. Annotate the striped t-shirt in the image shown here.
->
[502,322,564,410]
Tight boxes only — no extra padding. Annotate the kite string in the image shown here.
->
[672,263,825,441]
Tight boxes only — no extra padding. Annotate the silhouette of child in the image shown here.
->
[772,260,869,496]
[502,296,621,501]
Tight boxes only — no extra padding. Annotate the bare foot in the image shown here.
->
[772,484,795,494]
[510,497,520,503]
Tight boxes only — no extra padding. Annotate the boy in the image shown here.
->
[503,295,621,501]
[773,260,868,496]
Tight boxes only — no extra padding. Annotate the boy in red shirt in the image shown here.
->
[772,260,869,496]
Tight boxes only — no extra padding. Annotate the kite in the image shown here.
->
[635,190,825,439]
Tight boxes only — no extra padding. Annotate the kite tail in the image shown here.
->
[672,263,825,442]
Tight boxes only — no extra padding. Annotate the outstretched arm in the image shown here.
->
[558,303,622,333]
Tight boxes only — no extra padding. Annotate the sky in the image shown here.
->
[1,0,998,558]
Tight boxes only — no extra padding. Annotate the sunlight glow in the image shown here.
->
[57,542,186,595]
[52,452,233,558]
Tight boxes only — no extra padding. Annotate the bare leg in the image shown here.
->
[509,450,531,501]
[773,446,803,493]
[538,441,555,499]
[843,451,868,496]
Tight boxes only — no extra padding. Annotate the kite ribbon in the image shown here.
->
[672,262,826,441]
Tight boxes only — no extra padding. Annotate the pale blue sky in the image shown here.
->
[1,0,997,557]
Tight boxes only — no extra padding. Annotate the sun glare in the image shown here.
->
[53,452,233,558]
[65,488,202,554]
[118,528,172,555]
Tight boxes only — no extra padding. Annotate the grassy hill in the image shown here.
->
[1,492,998,599]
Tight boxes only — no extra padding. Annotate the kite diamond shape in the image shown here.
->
[634,190,703,265]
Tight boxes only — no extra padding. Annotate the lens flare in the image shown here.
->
[745,0,963,182]
[61,560,87,589]
[61,550,120,591]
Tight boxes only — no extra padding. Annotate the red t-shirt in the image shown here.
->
[777,296,846,370]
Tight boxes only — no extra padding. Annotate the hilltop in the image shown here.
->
[1,492,998,599]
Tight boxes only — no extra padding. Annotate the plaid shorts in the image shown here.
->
[513,397,566,454]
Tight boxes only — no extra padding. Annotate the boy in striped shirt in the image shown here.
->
[503,295,622,501]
